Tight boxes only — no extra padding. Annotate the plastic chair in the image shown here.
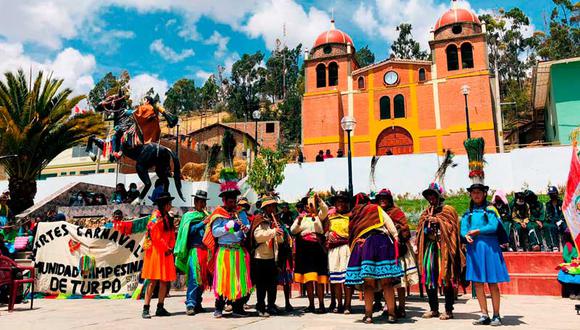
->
[0,255,35,312]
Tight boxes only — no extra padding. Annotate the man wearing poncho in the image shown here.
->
[416,183,464,320]
[174,190,210,316]
[202,168,252,318]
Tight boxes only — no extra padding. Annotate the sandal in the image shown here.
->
[422,311,440,318]
[387,315,397,324]
[440,311,454,320]
[362,315,373,324]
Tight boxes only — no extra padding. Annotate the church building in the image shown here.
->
[302,1,499,159]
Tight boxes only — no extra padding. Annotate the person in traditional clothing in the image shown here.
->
[345,194,403,324]
[174,190,211,315]
[141,192,177,319]
[491,190,514,251]
[462,184,510,326]
[511,192,530,251]
[416,183,464,320]
[276,201,295,312]
[133,96,162,145]
[204,170,252,318]
[291,193,329,313]
[249,196,284,316]
[524,190,546,251]
[375,188,418,318]
[324,191,352,314]
[545,186,564,251]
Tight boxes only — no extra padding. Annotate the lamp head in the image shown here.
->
[341,116,357,132]
[461,84,470,96]
[252,109,261,120]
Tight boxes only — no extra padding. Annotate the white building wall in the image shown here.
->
[276,146,572,202]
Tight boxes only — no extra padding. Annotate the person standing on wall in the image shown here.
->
[141,192,177,319]
[462,184,510,326]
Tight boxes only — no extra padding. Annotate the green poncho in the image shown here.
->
[174,210,208,273]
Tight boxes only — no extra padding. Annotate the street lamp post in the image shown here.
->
[461,85,471,139]
[252,109,261,150]
[340,116,357,198]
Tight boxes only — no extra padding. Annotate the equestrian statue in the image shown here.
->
[85,90,183,204]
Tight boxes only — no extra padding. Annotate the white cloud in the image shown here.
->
[242,0,331,50]
[204,31,229,58]
[0,42,96,95]
[165,18,177,27]
[130,73,169,103]
[149,39,194,63]
[195,70,212,81]
[85,29,135,55]
[351,0,475,50]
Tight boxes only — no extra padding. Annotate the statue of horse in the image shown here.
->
[86,136,184,204]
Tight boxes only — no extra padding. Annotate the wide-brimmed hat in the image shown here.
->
[260,196,278,209]
[330,190,350,204]
[237,197,250,206]
[467,183,489,193]
[422,182,444,200]
[192,189,209,200]
[155,192,175,204]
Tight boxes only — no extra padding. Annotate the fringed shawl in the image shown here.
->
[416,204,465,285]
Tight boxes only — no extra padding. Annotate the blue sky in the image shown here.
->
[0,0,554,103]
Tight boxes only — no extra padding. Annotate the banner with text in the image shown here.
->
[33,221,146,296]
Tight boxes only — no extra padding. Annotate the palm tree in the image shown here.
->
[0,70,106,214]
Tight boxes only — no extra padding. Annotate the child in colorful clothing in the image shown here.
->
[141,192,177,319]
[462,184,510,326]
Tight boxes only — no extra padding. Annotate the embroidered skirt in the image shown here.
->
[345,233,403,286]
[294,238,328,284]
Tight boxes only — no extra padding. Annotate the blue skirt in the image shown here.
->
[345,233,403,286]
[466,235,510,283]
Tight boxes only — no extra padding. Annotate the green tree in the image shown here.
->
[0,70,106,214]
[390,23,429,60]
[227,52,267,120]
[247,148,288,196]
[277,93,302,144]
[199,75,218,110]
[355,45,376,67]
[88,71,131,108]
[265,44,302,101]
[536,0,580,60]
[163,78,198,114]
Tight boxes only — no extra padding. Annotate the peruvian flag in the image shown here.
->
[563,142,580,251]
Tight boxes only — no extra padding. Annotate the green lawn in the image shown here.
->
[395,193,550,230]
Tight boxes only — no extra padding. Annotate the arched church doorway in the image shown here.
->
[376,126,414,155]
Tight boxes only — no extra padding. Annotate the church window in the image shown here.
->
[328,62,339,86]
[418,68,426,82]
[316,63,326,88]
[379,96,390,120]
[358,76,365,89]
[394,94,405,118]
[461,42,474,69]
[452,24,463,35]
[446,45,459,71]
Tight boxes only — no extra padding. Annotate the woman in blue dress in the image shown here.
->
[461,183,510,326]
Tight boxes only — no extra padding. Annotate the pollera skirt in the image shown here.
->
[345,233,403,286]
[213,245,253,300]
[465,235,510,283]
[294,238,328,284]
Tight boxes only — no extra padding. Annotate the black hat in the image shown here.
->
[547,186,559,195]
[330,190,350,204]
[467,183,489,193]
[422,182,444,200]
[155,192,175,204]
[192,190,210,200]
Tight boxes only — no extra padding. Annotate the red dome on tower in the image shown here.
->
[434,6,481,31]
[313,20,354,49]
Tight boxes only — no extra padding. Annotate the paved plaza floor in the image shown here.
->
[1,291,578,329]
